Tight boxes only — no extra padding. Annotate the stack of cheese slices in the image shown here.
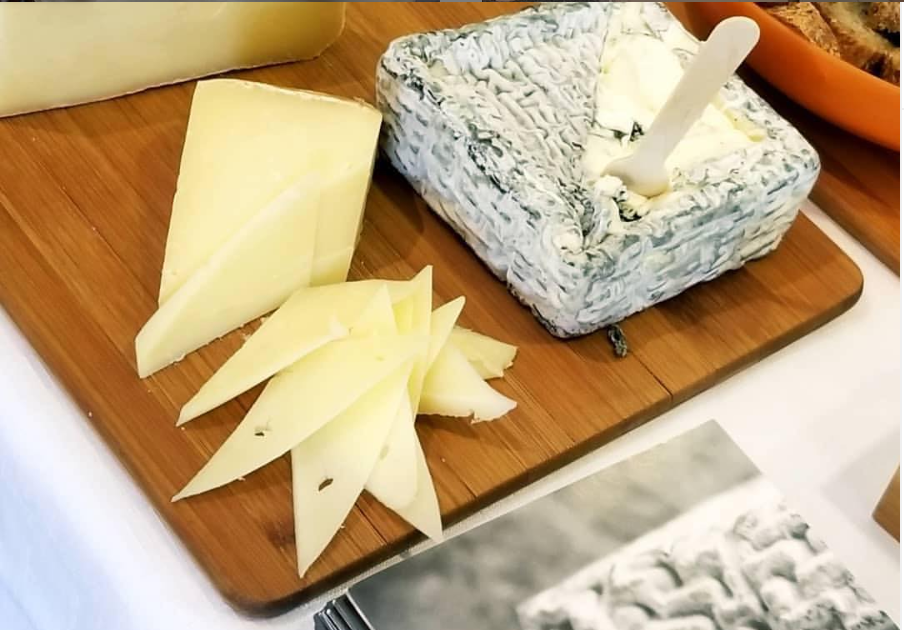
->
[134,79,518,577]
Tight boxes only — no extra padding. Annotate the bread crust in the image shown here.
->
[865,2,900,33]
[880,47,900,84]
[815,2,895,72]
[767,3,841,57]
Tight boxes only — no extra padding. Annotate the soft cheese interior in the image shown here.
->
[583,5,763,221]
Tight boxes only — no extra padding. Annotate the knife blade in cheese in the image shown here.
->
[137,175,321,378]
[0,3,346,117]
[159,79,381,304]
[291,363,411,578]
[172,333,425,500]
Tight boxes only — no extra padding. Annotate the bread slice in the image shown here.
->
[865,2,900,33]
[767,2,841,57]
[880,47,900,85]
[816,2,897,73]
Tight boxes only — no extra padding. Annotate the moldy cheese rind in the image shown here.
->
[376,2,819,337]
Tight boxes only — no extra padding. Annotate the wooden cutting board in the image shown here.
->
[874,468,900,542]
[670,3,900,275]
[743,77,900,275]
[0,2,863,612]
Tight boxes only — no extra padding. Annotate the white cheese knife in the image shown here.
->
[603,17,760,197]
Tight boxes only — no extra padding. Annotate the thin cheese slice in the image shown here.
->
[136,175,321,378]
[291,363,411,577]
[449,327,518,380]
[426,298,467,367]
[172,333,424,500]
[349,286,397,337]
[365,296,464,509]
[178,285,397,426]
[363,394,420,510]
[363,270,436,508]
[390,434,443,542]
[401,267,433,407]
[420,344,517,422]
[177,275,426,423]
[158,79,381,304]
[0,3,346,117]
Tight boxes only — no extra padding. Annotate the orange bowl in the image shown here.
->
[679,2,900,151]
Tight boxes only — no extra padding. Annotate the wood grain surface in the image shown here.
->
[0,2,863,612]
[874,468,900,542]
[670,2,900,274]
[746,78,900,275]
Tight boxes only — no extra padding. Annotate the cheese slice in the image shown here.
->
[158,78,381,304]
[0,3,346,117]
[136,175,321,378]
[363,270,435,508]
[176,273,430,422]
[391,435,443,542]
[172,333,424,500]
[400,266,434,406]
[178,314,346,425]
[426,298,466,367]
[365,296,464,509]
[290,363,411,577]
[178,284,396,425]
[349,286,397,337]
[420,344,517,422]
[449,327,518,380]
[392,295,415,333]
[363,394,420,510]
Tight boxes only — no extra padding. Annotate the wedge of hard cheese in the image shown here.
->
[137,175,322,378]
[136,79,382,377]
[0,2,346,117]
[160,79,382,304]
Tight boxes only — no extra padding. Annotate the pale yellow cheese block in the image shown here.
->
[159,79,381,304]
[0,2,346,117]
[449,327,518,380]
[291,363,412,577]
[421,344,517,422]
[136,175,322,378]
[173,333,425,500]
[177,274,427,424]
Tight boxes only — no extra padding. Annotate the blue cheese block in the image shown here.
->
[376,2,819,337]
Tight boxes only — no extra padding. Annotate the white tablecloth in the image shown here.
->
[1,201,900,630]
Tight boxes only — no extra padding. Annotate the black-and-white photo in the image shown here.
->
[348,422,898,630]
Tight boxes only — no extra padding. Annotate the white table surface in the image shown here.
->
[1,201,900,630]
